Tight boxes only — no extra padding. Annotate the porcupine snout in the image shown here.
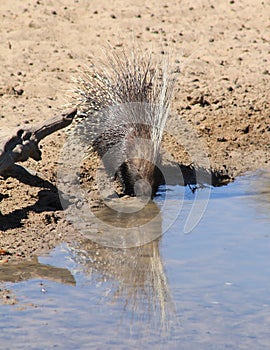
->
[134,179,152,197]
[132,165,164,198]
[117,156,164,198]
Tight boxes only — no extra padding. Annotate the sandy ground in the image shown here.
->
[0,0,269,264]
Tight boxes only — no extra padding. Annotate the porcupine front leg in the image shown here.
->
[92,126,133,194]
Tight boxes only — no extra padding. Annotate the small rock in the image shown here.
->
[217,137,228,142]
[186,92,210,107]
[242,125,250,134]
[15,88,24,96]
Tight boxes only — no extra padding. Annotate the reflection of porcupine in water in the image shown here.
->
[74,49,176,197]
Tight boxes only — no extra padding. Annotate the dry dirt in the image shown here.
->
[0,0,269,263]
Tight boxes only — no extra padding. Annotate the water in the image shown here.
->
[0,170,270,350]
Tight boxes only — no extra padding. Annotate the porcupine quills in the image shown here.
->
[73,49,177,198]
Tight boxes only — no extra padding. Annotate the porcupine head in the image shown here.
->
[74,49,176,198]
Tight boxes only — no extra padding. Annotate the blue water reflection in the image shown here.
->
[0,171,270,349]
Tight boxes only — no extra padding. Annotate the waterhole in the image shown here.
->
[0,169,270,350]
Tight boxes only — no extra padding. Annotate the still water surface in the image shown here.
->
[0,170,270,350]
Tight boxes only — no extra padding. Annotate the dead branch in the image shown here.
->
[0,108,77,175]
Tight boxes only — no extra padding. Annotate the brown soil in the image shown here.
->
[0,0,269,262]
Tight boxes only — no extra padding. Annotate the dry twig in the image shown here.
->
[0,108,77,175]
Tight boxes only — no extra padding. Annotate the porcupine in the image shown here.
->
[74,49,176,198]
